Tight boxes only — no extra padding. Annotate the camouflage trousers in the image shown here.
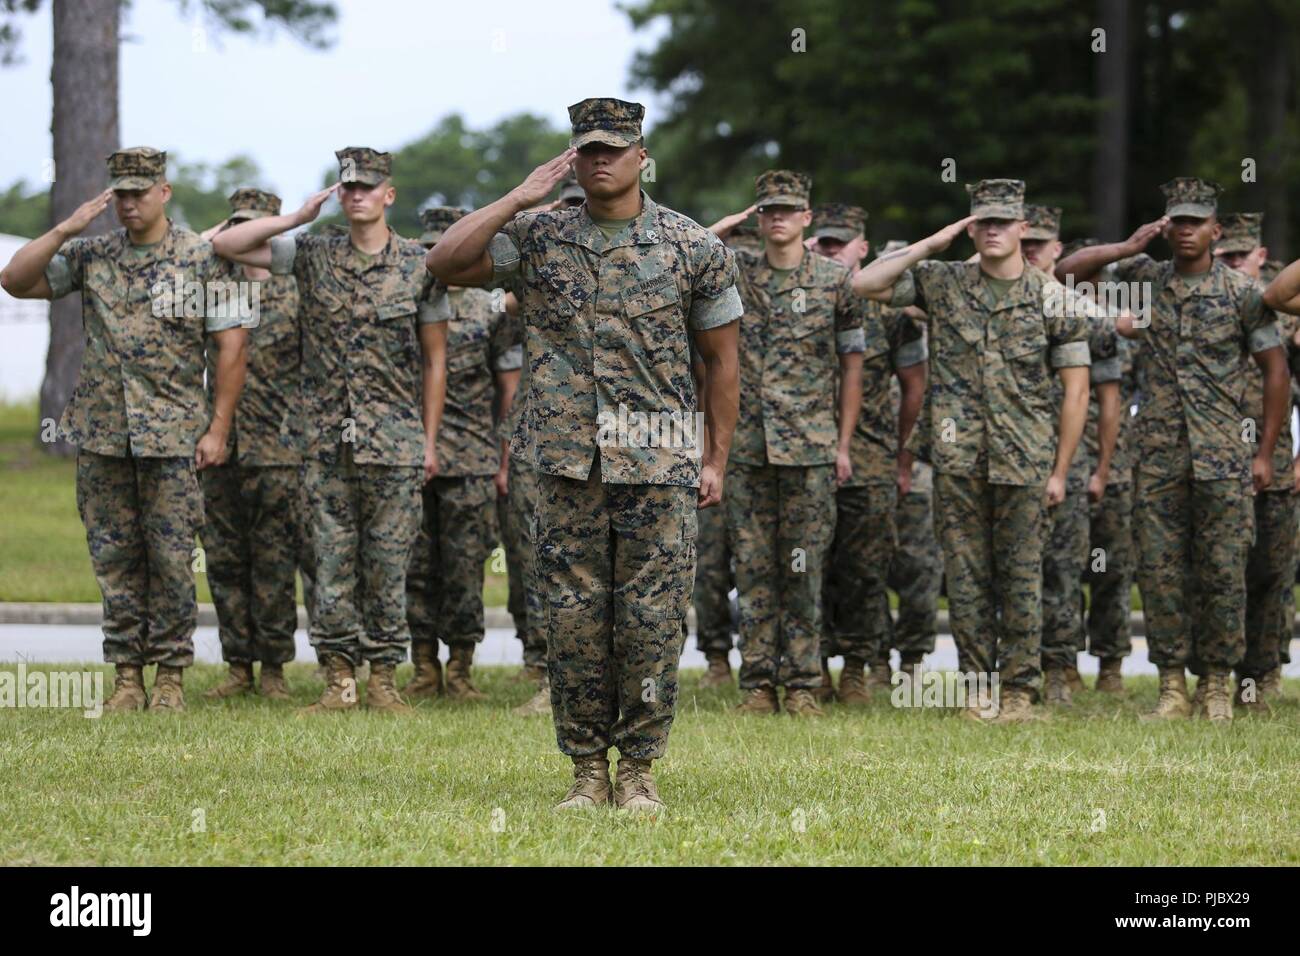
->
[693,495,734,655]
[407,475,498,651]
[1238,490,1296,678]
[1084,483,1134,660]
[76,450,203,668]
[301,446,422,666]
[887,486,942,656]
[727,462,836,690]
[200,461,312,665]
[499,457,544,669]
[934,474,1046,692]
[823,482,897,662]
[1134,472,1252,670]
[1041,490,1089,669]
[535,464,696,760]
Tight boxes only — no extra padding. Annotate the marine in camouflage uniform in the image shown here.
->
[435,98,742,809]
[4,147,249,711]
[218,147,449,713]
[405,205,523,701]
[724,172,866,717]
[879,241,943,670]
[1059,179,1289,722]
[199,188,311,702]
[1026,207,1123,706]
[1067,240,1139,692]
[501,175,584,701]
[856,179,1094,722]
[812,206,927,705]
[1205,212,1298,708]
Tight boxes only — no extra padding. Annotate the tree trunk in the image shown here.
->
[1248,3,1291,259]
[40,0,119,455]
[1092,0,1130,240]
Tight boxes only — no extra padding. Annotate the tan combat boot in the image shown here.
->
[365,662,411,713]
[1143,666,1192,720]
[204,661,255,700]
[1258,667,1283,700]
[837,656,871,706]
[1095,657,1124,694]
[698,651,732,689]
[1042,667,1072,707]
[445,644,486,700]
[1190,676,1207,718]
[300,654,358,714]
[513,677,552,717]
[992,686,1040,723]
[1064,662,1084,695]
[864,656,893,695]
[614,757,664,813]
[735,686,779,715]
[258,663,291,701]
[149,665,186,713]
[403,641,444,699]
[554,756,611,810]
[1203,668,1233,723]
[510,663,545,686]
[814,657,835,702]
[1234,675,1271,716]
[104,664,148,712]
[784,687,825,717]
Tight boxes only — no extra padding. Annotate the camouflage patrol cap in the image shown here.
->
[558,171,585,203]
[335,146,392,187]
[107,147,167,191]
[1214,212,1263,255]
[418,206,466,247]
[876,239,908,259]
[1060,237,1101,260]
[568,98,644,149]
[227,187,282,223]
[966,179,1025,220]
[1160,177,1220,218]
[811,202,868,242]
[755,170,812,210]
[1023,205,1062,240]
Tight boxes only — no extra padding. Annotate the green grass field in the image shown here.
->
[2,663,1297,866]
[0,401,508,606]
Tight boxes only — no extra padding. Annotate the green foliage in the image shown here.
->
[0,179,48,237]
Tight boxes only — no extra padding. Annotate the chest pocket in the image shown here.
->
[377,299,417,322]
[314,286,347,314]
[1191,306,1243,378]
[86,271,125,312]
[623,276,684,366]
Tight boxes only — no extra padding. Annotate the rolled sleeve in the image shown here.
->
[269,235,297,276]
[488,232,521,285]
[895,336,927,368]
[836,328,866,354]
[495,343,524,372]
[888,269,918,309]
[419,289,451,325]
[1090,355,1122,384]
[689,284,743,331]
[1050,341,1092,368]
[44,254,76,299]
[1249,321,1282,355]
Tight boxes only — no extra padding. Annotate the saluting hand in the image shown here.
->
[510,149,577,212]
[923,216,977,255]
[58,190,113,237]
[710,204,758,239]
[1127,217,1169,254]
[293,184,340,227]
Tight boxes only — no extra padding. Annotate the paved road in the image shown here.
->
[0,623,1183,675]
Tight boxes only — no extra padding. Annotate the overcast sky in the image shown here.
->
[1,0,667,205]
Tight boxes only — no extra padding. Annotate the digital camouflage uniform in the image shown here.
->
[200,188,312,665]
[1033,209,1124,673]
[44,148,244,669]
[267,147,443,666]
[893,180,1092,694]
[1117,180,1283,673]
[817,207,927,667]
[407,207,523,659]
[880,241,942,658]
[1203,213,1298,682]
[489,98,743,759]
[729,172,866,691]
